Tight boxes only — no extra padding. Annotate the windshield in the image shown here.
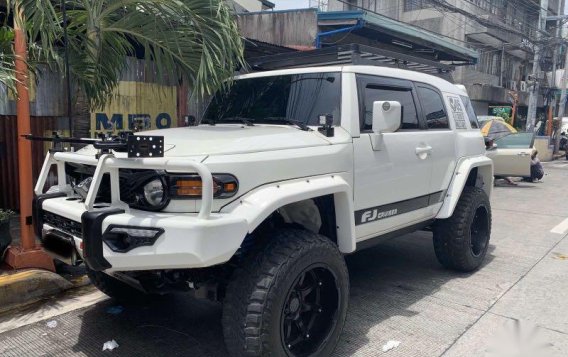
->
[203,72,341,126]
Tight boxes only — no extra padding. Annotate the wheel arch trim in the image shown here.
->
[436,155,493,219]
[226,174,356,253]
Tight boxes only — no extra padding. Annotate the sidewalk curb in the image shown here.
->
[0,269,79,313]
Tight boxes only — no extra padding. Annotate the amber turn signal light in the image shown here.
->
[169,174,238,199]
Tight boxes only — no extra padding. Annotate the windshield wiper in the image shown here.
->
[215,116,255,126]
[261,117,311,131]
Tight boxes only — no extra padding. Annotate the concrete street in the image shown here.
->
[0,161,567,357]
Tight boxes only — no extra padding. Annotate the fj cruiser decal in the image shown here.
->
[361,208,398,223]
[448,96,467,129]
[355,191,445,225]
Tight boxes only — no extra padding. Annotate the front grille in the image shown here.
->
[43,212,83,237]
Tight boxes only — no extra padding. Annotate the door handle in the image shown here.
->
[415,146,433,155]
[517,152,530,157]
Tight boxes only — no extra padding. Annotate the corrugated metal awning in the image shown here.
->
[318,11,478,64]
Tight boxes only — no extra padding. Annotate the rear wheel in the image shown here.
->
[222,229,349,357]
[433,187,491,272]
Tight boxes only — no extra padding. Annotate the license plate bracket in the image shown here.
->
[127,135,164,158]
[42,230,82,266]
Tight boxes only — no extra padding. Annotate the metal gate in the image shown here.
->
[0,115,59,210]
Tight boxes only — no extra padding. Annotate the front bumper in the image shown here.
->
[34,195,249,272]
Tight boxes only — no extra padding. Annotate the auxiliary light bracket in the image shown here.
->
[23,131,164,159]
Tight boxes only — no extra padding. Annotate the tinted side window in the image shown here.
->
[362,85,419,130]
[417,86,448,129]
[460,95,479,128]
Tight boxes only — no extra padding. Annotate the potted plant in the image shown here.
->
[0,209,14,259]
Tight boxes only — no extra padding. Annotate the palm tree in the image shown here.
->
[0,17,17,93]
[10,0,245,136]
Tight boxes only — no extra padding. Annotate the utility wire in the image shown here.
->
[334,0,493,46]
[408,0,552,40]
[428,0,550,39]
[425,0,559,48]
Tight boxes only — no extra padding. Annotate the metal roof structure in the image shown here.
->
[318,10,479,65]
[244,38,297,58]
[248,44,455,81]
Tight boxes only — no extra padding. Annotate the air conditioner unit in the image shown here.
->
[520,81,528,92]
[509,81,517,91]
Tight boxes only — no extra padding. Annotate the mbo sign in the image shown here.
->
[95,112,173,131]
[90,81,178,136]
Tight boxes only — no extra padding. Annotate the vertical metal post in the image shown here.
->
[500,44,505,88]
[547,96,554,136]
[553,0,566,153]
[13,6,34,251]
[546,0,561,139]
[527,0,548,132]
[4,2,55,271]
[556,47,568,150]
[61,0,73,137]
[510,91,518,127]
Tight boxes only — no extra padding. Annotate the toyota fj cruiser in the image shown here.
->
[32,63,493,356]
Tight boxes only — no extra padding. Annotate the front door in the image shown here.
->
[353,75,433,242]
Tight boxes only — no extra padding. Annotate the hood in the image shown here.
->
[140,124,332,157]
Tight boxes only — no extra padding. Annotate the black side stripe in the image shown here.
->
[355,191,445,226]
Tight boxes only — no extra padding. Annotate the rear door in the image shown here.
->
[414,84,456,211]
[485,133,534,177]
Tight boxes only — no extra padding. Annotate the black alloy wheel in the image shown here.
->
[223,229,349,357]
[280,264,340,356]
[470,206,489,257]
[433,186,492,272]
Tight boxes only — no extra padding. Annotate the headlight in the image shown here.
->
[144,179,165,205]
[138,177,169,210]
[123,171,238,212]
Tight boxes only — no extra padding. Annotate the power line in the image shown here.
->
[426,0,553,47]
[428,0,549,40]
[334,0,493,47]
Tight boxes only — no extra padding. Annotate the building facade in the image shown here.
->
[328,0,564,122]
[230,0,275,12]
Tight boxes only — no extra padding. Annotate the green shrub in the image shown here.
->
[0,209,15,222]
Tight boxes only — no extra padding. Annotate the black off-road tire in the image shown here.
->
[86,267,146,301]
[222,229,349,357]
[433,186,492,272]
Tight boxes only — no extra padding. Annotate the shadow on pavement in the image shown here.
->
[73,231,496,356]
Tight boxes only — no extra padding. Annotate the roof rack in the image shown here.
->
[247,44,454,81]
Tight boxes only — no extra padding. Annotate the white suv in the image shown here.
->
[33,65,493,356]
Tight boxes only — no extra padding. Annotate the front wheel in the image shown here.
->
[433,187,492,272]
[222,229,349,357]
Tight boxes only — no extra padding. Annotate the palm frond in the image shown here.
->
[0,14,17,92]
[18,0,245,110]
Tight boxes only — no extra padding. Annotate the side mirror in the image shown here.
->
[372,101,402,134]
[370,101,401,150]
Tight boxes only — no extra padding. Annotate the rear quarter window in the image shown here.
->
[459,95,479,129]
[416,86,448,129]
